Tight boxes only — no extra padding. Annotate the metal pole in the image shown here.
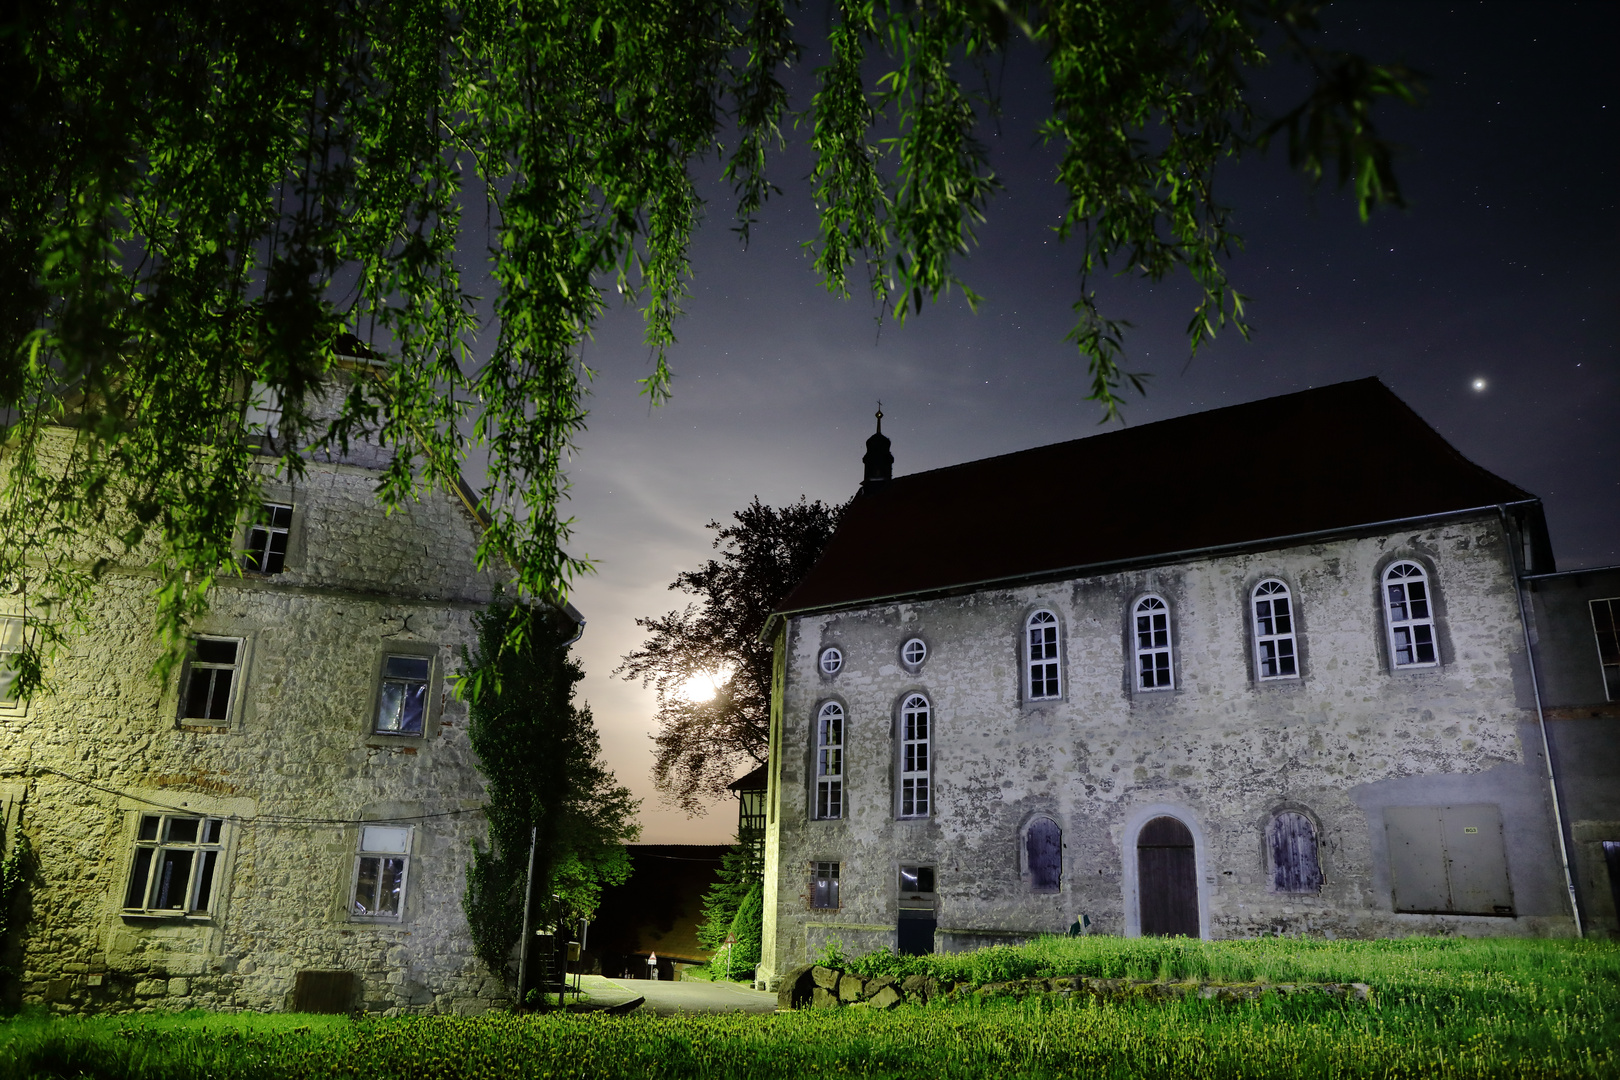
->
[517,825,538,1009]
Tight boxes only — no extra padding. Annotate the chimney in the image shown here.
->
[862,407,893,488]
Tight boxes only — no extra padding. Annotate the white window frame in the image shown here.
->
[1133,596,1174,691]
[814,702,844,820]
[1025,610,1061,700]
[123,813,226,917]
[810,860,840,909]
[0,617,26,708]
[1384,562,1439,669]
[350,824,413,921]
[374,653,432,735]
[898,693,931,819]
[819,647,843,676]
[901,637,928,668]
[1591,598,1620,702]
[1252,580,1299,681]
[181,636,244,721]
[243,502,293,574]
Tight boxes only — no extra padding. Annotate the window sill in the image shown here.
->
[121,911,214,923]
[348,915,407,925]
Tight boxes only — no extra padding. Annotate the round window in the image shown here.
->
[819,647,843,675]
[901,637,927,667]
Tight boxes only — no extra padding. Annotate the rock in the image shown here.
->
[777,965,817,1011]
[811,966,840,990]
[864,974,896,995]
[838,974,864,1002]
[900,974,931,1002]
[167,978,189,996]
[812,987,838,1009]
[867,985,902,1010]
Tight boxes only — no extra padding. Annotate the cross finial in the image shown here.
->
[875,401,883,434]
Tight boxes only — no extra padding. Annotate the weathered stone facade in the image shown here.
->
[758,383,1597,987]
[1,423,524,1014]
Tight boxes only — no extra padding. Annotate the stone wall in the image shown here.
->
[762,514,1578,987]
[1,453,517,1015]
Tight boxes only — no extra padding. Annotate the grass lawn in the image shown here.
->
[2,937,1616,1079]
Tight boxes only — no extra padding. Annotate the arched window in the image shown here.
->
[1026,610,1061,700]
[899,694,931,818]
[1384,562,1438,668]
[1024,817,1062,892]
[814,702,843,820]
[1134,596,1173,691]
[1252,580,1298,680]
[1269,811,1323,893]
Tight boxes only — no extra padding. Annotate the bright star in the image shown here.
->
[1472,378,1487,392]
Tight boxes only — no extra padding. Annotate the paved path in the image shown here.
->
[576,974,778,1016]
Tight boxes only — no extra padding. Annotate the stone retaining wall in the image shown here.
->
[777,965,1371,1010]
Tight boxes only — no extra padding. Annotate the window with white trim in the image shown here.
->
[351,825,412,919]
[243,503,292,574]
[819,647,843,675]
[1133,596,1173,691]
[183,637,243,721]
[1592,599,1620,701]
[901,638,927,668]
[124,813,225,916]
[810,861,840,909]
[1252,580,1298,680]
[1384,562,1438,668]
[814,702,844,820]
[1026,611,1060,700]
[375,654,431,735]
[0,617,25,707]
[899,694,931,818]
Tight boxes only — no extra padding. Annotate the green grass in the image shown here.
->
[3,937,1616,1079]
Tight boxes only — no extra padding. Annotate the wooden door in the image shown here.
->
[1137,816,1198,937]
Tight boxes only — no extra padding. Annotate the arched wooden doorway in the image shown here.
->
[1137,815,1198,937]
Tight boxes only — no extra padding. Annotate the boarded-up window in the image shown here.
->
[293,970,360,1014]
[1269,812,1323,893]
[1384,804,1514,916]
[1025,818,1062,892]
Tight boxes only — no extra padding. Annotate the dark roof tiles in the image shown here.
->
[778,379,1533,615]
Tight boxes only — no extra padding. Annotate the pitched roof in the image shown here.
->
[778,379,1535,616]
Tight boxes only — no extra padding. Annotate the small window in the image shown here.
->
[1590,599,1619,701]
[243,503,293,574]
[819,647,843,675]
[901,638,927,668]
[1026,611,1061,700]
[814,702,844,820]
[1133,596,1173,691]
[899,865,936,895]
[1252,580,1298,680]
[375,654,431,735]
[0,617,25,707]
[1025,817,1062,892]
[183,637,242,721]
[124,813,226,916]
[811,861,840,909]
[899,694,931,818]
[1384,562,1438,668]
[351,825,412,919]
[1269,811,1323,893]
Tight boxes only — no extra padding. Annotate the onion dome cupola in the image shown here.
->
[862,406,894,488]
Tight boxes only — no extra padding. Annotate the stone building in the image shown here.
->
[0,370,560,1015]
[758,379,1620,985]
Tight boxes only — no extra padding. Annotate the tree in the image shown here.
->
[0,0,1420,693]
[460,601,640,981]
[619,496,845,812]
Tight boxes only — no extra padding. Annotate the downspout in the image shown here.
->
[1501,505,1582,937]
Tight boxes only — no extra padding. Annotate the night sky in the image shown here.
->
[547,2,1618,843]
